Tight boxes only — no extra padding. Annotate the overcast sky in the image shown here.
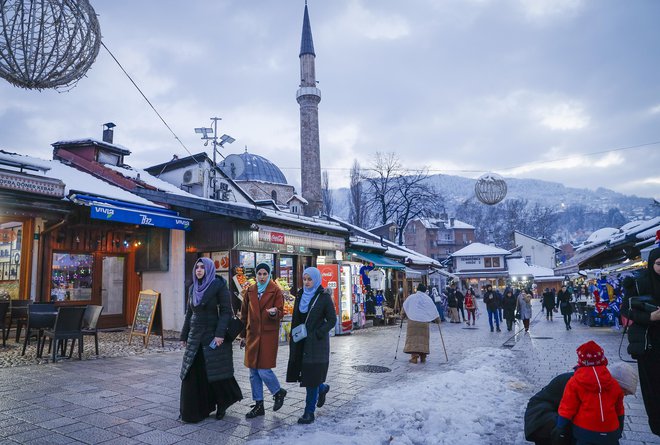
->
[1,0,659,200]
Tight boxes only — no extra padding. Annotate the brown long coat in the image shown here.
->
[239,280,284,369]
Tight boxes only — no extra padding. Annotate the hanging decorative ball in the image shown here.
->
[475,172,507,205]
[0,0,101,90]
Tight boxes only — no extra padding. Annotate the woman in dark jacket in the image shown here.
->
[286,267,337,425]
[622,247,660,436]
[542,288,556,321]
[179,258,242,423]
[556,285,573,330]
[502,288,518,332]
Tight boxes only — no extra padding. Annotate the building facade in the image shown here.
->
[403,217,475,262]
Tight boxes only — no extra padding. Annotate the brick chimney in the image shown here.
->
[102,122,116,144]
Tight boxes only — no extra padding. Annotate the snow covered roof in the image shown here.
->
[578,227,620,250]
[0,150,155,206]
[506,258,555,278]
[104,164,195,198]
[415,217,474,230]
[452,243,510,257]
[286,194,308,205]
[52,138,131,156]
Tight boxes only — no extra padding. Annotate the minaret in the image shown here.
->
[297,1,322,216]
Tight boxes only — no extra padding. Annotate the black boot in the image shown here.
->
[215,405,226,420]
[317,385,330,408]
[246,401,265,419]
[297,411,315,424]
[273,388,287,412]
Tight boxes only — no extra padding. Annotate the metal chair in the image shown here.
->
[0,302,9,347]
[21,303,57,356]
[39,306,86,362]
[81,305,103,355]
[6,300,29,342]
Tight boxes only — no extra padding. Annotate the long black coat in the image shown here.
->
[557,290,573,316]
[524,372,573,442]
[502,294,517,321]
[286,287,337,388]
[179,277,234,382]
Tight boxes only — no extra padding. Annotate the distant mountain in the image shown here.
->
[330,174,657,224]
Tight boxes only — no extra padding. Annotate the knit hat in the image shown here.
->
[576,340,608,367]
[609,362,638,394]
[255,263,271,275]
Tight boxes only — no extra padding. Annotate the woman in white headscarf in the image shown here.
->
[403,283,440,363]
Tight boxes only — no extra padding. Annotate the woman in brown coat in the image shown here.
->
[239,263,286,419]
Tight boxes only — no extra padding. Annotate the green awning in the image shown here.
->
[348,251,405,270]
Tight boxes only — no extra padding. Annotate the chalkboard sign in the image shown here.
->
[129,289,164,347]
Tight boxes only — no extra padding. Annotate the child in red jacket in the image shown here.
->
[556,341,625,445]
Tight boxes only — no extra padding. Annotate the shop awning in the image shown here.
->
[348,250,405,270]
[70,193,192,231]
[404,267,423,278]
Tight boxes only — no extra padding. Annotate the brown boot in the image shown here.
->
[409,354,418,364]
[420,354,427,363]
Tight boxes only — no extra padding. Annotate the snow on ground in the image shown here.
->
[250,347,531,445]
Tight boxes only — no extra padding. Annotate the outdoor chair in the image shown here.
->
[21,303,57,357]
[39,306,86,362]
[6,300,29,342]
[81,305,103,355]
[0,301,9,347]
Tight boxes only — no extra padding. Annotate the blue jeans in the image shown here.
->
[249,368,281,402]
[487,309,500,330]
[305,383,328,413]
[435,303,446,321]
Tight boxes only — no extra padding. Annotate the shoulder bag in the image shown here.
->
[291,294,320,343]
[224,291,244,342]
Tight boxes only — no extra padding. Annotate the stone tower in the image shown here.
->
[297,2,322,216]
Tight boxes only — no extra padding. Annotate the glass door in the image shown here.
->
[101,256,125,324]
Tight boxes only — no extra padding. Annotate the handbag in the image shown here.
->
[291,294,319,343]
[224,291,244,342]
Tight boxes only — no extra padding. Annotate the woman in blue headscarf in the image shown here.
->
[286,266,337,425]
[179,257,242,423]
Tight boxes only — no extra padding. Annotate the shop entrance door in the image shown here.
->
[100,256,125,327]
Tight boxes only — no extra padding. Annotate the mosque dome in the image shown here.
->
[233,151,288,185]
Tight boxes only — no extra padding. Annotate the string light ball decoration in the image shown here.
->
[475,172,508,205]
[0,0,101,90]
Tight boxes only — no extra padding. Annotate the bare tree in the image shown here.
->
[391,170,443,245]
[363,152,403,226]
[348,160,369,227]
[321,170,334,215]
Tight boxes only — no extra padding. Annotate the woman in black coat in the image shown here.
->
[286,267,337,425]
[179,258,242,423]
[556,285,573,330]
[622,247,660,436]
[502,288,518,332]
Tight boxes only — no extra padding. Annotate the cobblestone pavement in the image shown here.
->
[0,299,657,444]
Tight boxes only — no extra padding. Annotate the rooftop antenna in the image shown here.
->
[194,117,235,199]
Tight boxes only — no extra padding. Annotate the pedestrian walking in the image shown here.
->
[555,341,625,445]
[286,267,337,425]
[483,284,500,332]
[403,283,440,363]
[446,286,460,323]
[622,246,660,436]
[542,288,556,321]
[239,263,287,419]
[524,362,637,445]
[464,289,477,326]
[517,290,533,332]
[455,286,466,322]
[495,288,504,323]
[431,287,446,322]
[502,288,517,332]
[179,258,243,423]
[557,285,573,330]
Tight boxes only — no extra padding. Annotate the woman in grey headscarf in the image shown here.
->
[403,283,440,363]
[179,258,242,423]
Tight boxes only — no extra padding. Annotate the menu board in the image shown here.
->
[128,289,164,347]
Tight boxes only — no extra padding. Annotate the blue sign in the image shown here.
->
[90,204,191,231]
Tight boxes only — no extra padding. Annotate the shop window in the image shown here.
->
[0,221,22,299]
[50,253,93,301]
[135,228,169,272]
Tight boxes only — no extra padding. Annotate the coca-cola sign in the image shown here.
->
[259,230,285,244]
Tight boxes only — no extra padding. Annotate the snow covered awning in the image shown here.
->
[70,193,192,231]
[348,250,405,270]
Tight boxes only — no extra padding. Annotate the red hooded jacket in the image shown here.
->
[558,365,624,433]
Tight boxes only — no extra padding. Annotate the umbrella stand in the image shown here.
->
[437,321,449,362]
[394,316,405,360]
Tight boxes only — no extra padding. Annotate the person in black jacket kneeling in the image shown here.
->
[286,267,337,425]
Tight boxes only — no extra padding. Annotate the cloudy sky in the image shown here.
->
[1,0,659,200]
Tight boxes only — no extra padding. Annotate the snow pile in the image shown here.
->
[250,347,530,445]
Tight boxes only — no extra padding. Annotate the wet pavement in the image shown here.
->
[0,299,657,444]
